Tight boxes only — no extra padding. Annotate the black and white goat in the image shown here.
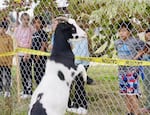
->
[28,19,87,115]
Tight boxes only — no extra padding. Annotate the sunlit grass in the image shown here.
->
[0,64,148,115]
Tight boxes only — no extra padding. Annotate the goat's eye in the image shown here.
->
[75,36,79,39]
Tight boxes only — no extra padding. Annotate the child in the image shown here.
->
[139,28,150,113]
[31,16,48,86]
[14,13,34,99]
[114,21,145,115]
[0,21,13,97]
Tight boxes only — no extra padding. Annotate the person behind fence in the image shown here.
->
[141,29,150,113]
[0,21,13,97]
[74,22,95,85]
[55,0,69,14]
[31,15,48,86]
[67,35,90,114]
[114,21,145,115]
[13,12,34,99]
[138,28,150,113]
[73,38,95,83]
[48,18,59,51]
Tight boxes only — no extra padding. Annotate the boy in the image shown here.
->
[114,21,145,115]
[31,16,48,86]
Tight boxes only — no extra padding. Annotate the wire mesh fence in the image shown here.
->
[0,0,150,115]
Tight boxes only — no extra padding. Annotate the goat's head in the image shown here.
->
[55,22,77,40]
[68,18,87,39]
[55,17,87,40]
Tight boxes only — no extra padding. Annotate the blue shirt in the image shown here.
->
[71,38,90,66]
[114,37,145,60]
[143,54,150,61]
[115,37,146,77]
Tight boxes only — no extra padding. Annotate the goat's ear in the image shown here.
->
[60,22,73,31]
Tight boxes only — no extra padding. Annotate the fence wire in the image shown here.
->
[0,0,150,115]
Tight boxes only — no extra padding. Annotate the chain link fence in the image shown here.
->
[0,0,150,115]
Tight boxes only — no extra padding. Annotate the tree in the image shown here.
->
[1,0,150,57]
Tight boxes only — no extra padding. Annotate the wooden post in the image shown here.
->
[16,54,21,103]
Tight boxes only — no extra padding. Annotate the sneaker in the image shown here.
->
[127,113,134,115]
[20,94,31,99]
[67,107,87,115]
[4,92,10,98]
[20,91,32,96]
[87,76,95,85]
[0,91,3,96]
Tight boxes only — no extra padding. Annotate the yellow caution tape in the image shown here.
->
[76,56,150,66]
[0,52,16,57]
[14,0,21,3]
[16,48,50,56]
[0,48,150,66]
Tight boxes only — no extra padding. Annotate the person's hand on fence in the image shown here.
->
[23,54,30,61]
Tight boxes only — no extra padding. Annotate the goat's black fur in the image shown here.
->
[30,93,47,115]
[50,22,77,69]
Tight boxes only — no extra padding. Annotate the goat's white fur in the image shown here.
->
[68,18,87,38]
[28,60,87,115]
[28,18,87,115]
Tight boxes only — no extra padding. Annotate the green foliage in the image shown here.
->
[18,0,150,57]
[1,0,150,57]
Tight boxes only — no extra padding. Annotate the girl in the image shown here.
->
[14,13,34,99]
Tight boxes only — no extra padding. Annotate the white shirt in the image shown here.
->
[55,0,69,8]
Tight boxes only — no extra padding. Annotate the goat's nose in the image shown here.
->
[75,35,79,39]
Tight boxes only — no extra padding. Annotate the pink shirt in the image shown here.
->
[14,25,34,48]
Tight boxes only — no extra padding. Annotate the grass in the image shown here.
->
[0,64,148,115]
